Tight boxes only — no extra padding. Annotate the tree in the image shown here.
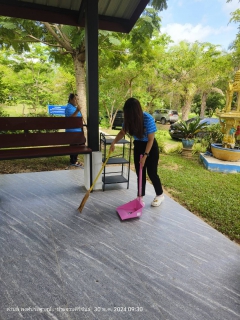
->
[0,1,168,120]
[192,93,226,116]
[191,44,232,117]
[0,71,8,103]
[0,45,72,114]
[0,17,87,114]
[152,41,233,120]
[98,8,170,121]
[100,60,145,128]
[227,1,240,66]
[0,50,18,105]
[156,41,203,120]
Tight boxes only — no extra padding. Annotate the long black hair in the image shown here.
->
[123,98,144,139]
[68,93,77,103]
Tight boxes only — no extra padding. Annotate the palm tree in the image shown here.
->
[177,117,208,140]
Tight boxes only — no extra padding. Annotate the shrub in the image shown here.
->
[166,143,182,154]
[155,130,169,142]
[177,117,208,139]
[0,107,9,117]
[0,107,10,134]
[201,124,223,151]
[192,142,207,154]
[155,130,169,153]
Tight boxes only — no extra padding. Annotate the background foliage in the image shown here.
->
[0,1,239,122]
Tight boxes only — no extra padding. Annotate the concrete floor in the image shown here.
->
[0,168,240,320]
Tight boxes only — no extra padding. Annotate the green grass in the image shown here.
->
[159,154,240,242]
[0,105,48,117]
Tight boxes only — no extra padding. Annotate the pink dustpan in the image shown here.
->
[116,155,144,220]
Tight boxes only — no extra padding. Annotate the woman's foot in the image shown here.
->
[151,194,164,207]
[139,197,145,207]
[70,161,84,168]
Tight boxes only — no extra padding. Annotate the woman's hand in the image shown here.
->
[110,142,115,153]
[140,155,147,168]
[140,132,154,167]
[109,128,125,153]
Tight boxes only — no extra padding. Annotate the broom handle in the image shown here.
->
[138,154,143,197]
[89,150,111,192]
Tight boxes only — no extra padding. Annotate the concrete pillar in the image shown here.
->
[84,151,102,190]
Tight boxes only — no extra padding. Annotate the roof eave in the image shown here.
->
[0,1,149,33]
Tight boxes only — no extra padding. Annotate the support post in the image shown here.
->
[85,0,99,152]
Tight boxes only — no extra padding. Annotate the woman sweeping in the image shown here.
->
[110,97,164,207]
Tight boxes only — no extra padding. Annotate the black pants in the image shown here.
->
[69,143,84,164]
[70,153,78,164]
[134,139,163,197]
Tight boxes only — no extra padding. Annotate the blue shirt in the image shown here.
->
[65,103,82,132]
[133,112,157,141]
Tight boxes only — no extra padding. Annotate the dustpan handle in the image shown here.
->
[138,154,143,197]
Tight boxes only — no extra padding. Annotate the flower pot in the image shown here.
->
[182,139,194,149]
[182,148,193,158]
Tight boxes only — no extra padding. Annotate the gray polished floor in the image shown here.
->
[0,168,240,320]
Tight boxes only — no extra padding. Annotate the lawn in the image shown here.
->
[159,153,240,243]
[1,104,40,116]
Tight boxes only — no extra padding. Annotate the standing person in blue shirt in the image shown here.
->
[110,97,164,207]
[65,93,84,167]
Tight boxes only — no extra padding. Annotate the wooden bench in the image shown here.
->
[0,117,92,186]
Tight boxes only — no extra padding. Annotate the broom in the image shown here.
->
[78,150,111,212]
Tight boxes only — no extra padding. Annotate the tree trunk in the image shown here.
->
[181,84,196,120]
[200,92,207,118]
[181,98,192,121]
[72,53,87,124]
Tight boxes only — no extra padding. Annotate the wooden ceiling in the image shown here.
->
[0,0,150,33]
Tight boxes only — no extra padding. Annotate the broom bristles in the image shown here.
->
[78,150,111,213]
[78,191,90,213]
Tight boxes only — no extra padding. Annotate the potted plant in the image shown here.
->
[177,117,208,149]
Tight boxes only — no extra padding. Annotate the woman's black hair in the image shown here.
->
[68,93,77,103]
[123,98,144,139]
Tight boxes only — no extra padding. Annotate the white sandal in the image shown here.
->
[151,195,164,207]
